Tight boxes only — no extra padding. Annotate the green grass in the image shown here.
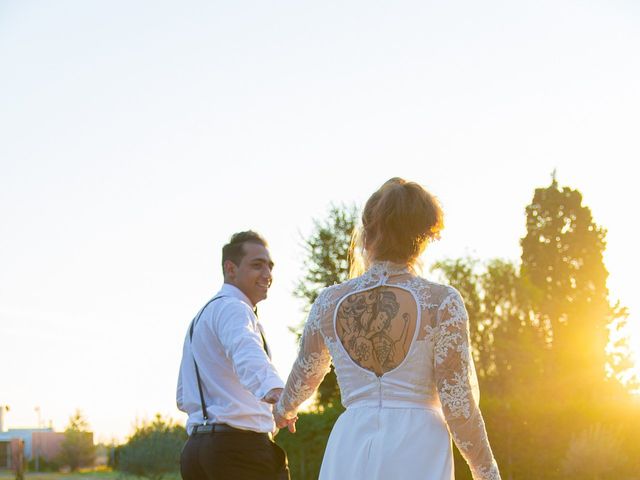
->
[0,472,180,480]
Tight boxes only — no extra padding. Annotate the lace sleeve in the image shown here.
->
[435,289,501,480]
[275,294,332,420]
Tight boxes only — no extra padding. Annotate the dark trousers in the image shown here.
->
[180,429,290,480]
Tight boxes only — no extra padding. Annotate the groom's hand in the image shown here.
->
[262,388,283,404]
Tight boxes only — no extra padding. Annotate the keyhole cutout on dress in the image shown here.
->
[336,286,418,377]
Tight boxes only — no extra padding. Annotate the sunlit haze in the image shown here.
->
[1,0,639,442]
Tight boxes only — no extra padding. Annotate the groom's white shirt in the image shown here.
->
[176,283,284,434]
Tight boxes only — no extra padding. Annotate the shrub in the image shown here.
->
[56,410,96,471]
[117,414,187,480]
[27,456,60,472]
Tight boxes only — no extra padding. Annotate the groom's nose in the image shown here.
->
[262,265,273,286]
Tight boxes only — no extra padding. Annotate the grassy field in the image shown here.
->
[0,472,179,480]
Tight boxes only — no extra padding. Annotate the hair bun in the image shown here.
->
[356,177,443,267]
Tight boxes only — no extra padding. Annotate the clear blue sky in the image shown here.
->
[1,0,638,442]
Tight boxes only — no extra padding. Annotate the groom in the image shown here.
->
[177,231,290,480]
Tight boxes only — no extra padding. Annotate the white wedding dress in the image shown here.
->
[275,262,500,480]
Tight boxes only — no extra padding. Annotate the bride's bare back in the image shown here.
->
[336,286,417,376]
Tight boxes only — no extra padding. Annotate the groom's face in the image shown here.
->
[225,242,274,306]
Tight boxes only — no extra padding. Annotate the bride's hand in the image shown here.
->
[284,416,297,433]
[274,411,298,433]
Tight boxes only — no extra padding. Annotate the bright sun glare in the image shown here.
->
[613,312,640,394]
[629,318,640,392]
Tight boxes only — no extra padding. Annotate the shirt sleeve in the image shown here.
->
[214,302,284,400]
[435,288,501,480]
[275,294,332,420]
[176,334,187,411]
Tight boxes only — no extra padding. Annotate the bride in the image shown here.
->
[274,177,501,480]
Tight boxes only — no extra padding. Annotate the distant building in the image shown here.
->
[0,428,56,460]
[33,430,67,462]
[0,438,24,471]
[7,429,67,459]
[0,428,66,466]
[0,405,94,470]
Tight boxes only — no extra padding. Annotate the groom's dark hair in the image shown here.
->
[221,230,268,273]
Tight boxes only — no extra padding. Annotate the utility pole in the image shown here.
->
[34,406,42,428]
[34,407,41,472]
[0,405,9,433]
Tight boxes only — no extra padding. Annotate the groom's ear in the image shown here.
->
[223,259,237,280]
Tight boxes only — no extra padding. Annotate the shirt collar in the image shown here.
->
[220,283,255,308]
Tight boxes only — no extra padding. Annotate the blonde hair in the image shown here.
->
[349,177,443,277]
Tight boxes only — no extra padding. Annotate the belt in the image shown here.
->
[191,423,271,439]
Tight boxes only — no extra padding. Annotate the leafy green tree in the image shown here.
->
[607,307,638,392]
[295,203,357,305]
[520,177,629,396]
[480,259,547,394]
[117,414,187,480]
[56,410,95,472]
[294,203,358,407]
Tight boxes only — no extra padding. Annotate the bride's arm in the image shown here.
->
[274,291,332,425]
[435,288,501,480]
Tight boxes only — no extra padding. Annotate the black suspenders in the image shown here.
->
[189,296,225,426]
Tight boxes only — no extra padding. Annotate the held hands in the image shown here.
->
[263,388,297,433]
[274,411,298,434]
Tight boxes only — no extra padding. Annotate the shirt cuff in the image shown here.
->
[255,375,285,401]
